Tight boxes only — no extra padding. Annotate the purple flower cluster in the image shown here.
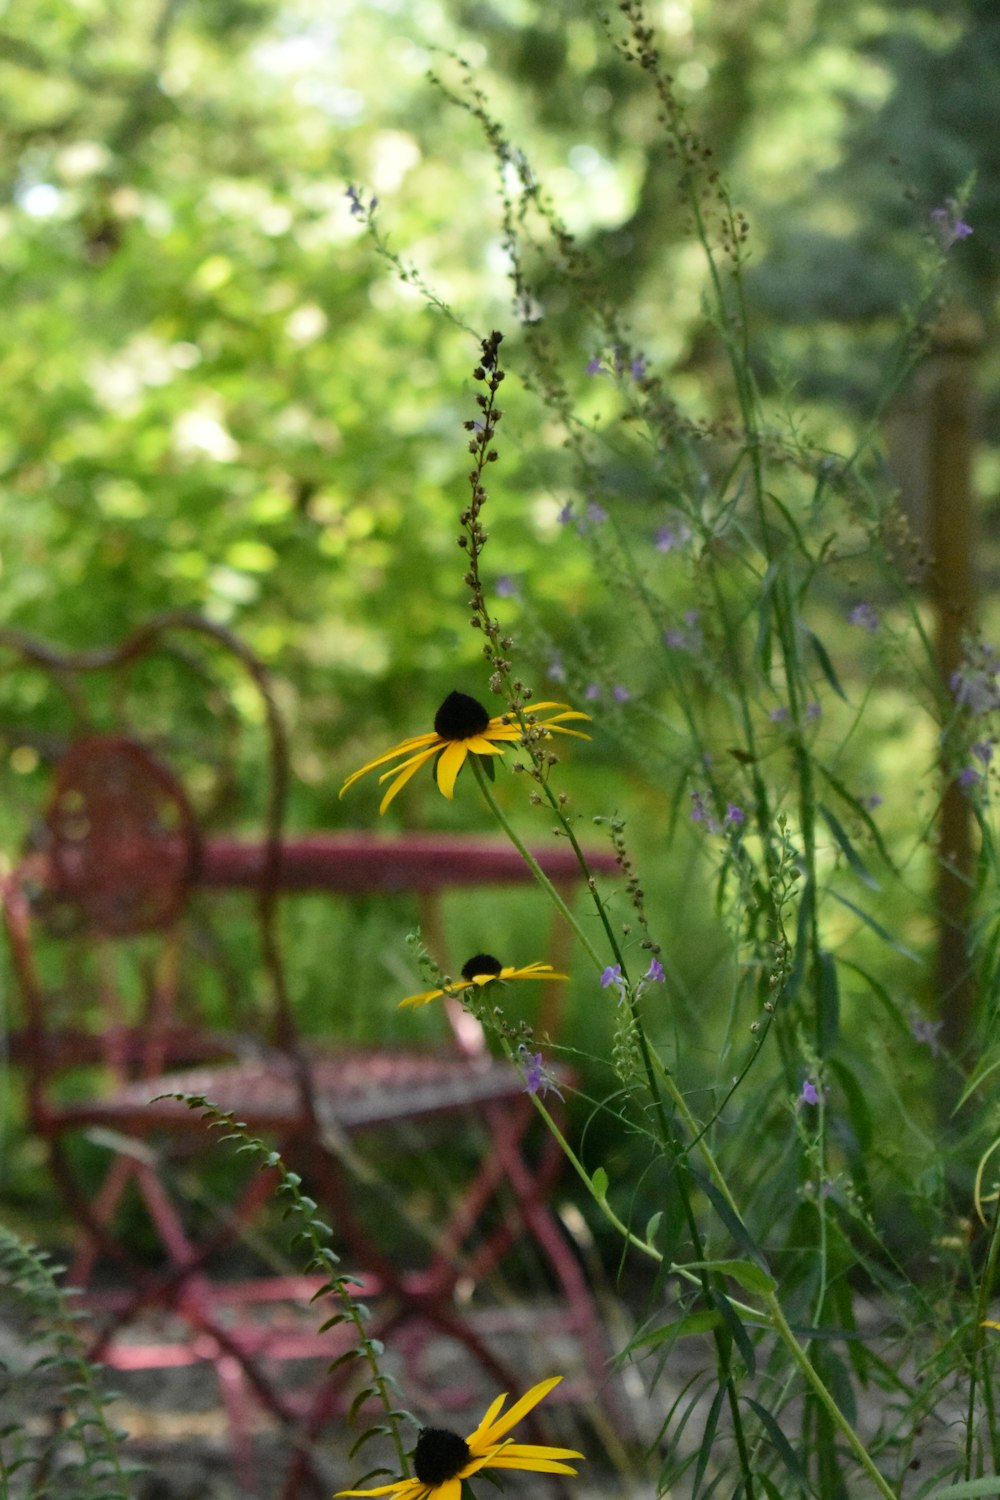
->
[930,202,973,251]
[690,788,719,833]
[517,1043,564,1101]
[664,610,703,654]
[656,518,693,554]
[952,642,1000,715]
[586,347,647,381]
[557,498,609,536]
[346,184,378,219]
[600,963,627,1003]
[910,1013,944,1058]
[690,789,745,835]
[848,601,880,634]
[579,681,631,705]
[599,956,665,1004]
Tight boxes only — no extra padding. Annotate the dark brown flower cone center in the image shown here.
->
[462,952,504,980]
[434,691,491,741]
[413,1427,471,1485]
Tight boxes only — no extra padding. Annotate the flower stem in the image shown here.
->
[763,1290,897,1499]
[469,756,605,972]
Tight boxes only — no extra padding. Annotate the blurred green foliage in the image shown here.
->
[0,0,995,1237]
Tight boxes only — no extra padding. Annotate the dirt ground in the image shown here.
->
[1,1289,660,1500]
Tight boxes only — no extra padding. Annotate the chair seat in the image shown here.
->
[49,1045,564,1135]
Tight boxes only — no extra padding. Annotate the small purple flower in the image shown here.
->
[952,666,1000,714]
[495,574,517,599]
[656,520,692,553]
[910,1013,944,1058]
[601,964,623,989]
[849,602,880,634]
[612,684,631,704]
[664,610,703,655]
[346,184,376,220]
[724,803,745,828]
[629,356,647,380]
[931,202,973,251]
[861,792,883,810]
[547,654,566,684]
[644,957,665,984]
[585,356,603,376]
[972,740,994,767]
[958,765,982,790]
[557,502,575,526]
[517,1043,564,1100]
[690,789,721,833]
[805,702,822,722]
[800,1079,820,1107]
[586,500,608,526]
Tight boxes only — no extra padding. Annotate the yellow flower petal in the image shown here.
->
[339,733,441,797]
[487,1456,580,1474]
[482,721,523,742]
[377,747,441,814]
[467,1391,506,1443]
[489,1443,584,1462]
[334,1482,423,1499]
[435,739,470,799]
[398,978,474,1010]
[472,1375,564,1448]
[462,733,509,755]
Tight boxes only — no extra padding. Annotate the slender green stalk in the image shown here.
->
[764,1290,897,1500]
[469,755,605,971]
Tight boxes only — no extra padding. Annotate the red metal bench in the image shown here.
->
[0,616,621,1496]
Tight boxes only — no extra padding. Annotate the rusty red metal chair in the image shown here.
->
[0,616,620,1497]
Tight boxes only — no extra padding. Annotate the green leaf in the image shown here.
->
[954,1047,1000,1112]
[688,1166,772,1277]
[328,1348,362,1373]
[819,804,879,890]
[829,890,920,961]
[818,764,897,872]
[349,1385,376,1423]
[709,1284,757,1377]
[828,1057,874,1153]
[806,628,849,703]
[920,1480,1000,1498]
[629,1308,723,1352]
[349,1426,393,1460]
[744,1398,813,1496]
[838,959,911,1037]
[817,949,839,1055]
[687,1258,776,1297]
[591,1166,609,1201]
[691,1383,727,1498]
[755,1475,787,1500]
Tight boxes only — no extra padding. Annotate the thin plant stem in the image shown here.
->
[764,1290,898,1500]
[469,755,605,971]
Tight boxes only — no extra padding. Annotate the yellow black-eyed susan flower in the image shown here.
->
[335,1375,582,1500]
[339,691,591,814]
[400,952,567,1009]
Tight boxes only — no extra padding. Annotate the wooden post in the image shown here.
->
[925,310,981,1053]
